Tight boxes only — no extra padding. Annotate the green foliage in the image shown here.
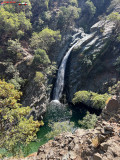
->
[3,0,31,15]
[78,111,97,129]
[58,5,81,31]
[34,72,44,84]
[0,48,3,55]
[69,0,78,7]
[33,48,50,66]
[46,121,74,139]
[91,93,109,109]
[5,63,25,90]
[0,80,41,156]
[85,0,96,16]
[7,39,22,55]
[72,91,91,104]
[0,7,31,39]
[72,91,110,110]
[30,28,61,51]
[108,12,120,36]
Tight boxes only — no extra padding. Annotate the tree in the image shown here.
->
[0,7,32,39]
[33,48,50,67]
[3,0,32,17]
[58,5,81,32]
[0,80,43,157]
[30,28,61,51]
[85,0,96,17]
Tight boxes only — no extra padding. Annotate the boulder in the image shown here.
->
[106,98,120,113]
[93,153,102,160]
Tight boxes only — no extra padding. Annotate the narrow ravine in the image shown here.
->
[53,30,96,101]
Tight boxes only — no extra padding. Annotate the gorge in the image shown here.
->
[0,0,120,159]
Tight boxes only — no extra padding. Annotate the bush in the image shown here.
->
[30,28,61,51]
[78,111,97,129]
[85,0,96,16]
[7,39,22,55]
[46,121,74,140]
[34,72,44,85]
[72,91,91,104]
[72,91,110,110]
[0,80,41,157]
[33,48,50,66]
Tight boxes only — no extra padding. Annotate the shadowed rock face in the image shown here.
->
[65,3,120,102]
[22,79,47,120]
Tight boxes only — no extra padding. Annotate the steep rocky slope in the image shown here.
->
[65,3,120,102]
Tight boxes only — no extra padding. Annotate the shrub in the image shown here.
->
[108,81,120,95]
[0,80,41,157]
[85,0,96,16]
[7,39,22,55]
[34,72,44,84]
[78,111,97,129]
[72,91,91,104]
[72,91,110,110]
[46,121,74,139]
[30,28,61,51]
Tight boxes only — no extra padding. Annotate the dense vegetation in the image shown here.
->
[0,0,120,157]
[0,80,43,158]
[72,91,110,110]
[78,111,97,129]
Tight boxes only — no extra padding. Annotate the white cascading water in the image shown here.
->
[53,32,81,101]
[53,30,95,101]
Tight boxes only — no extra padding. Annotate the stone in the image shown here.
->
[100,143,109,151]
[68,141,75,150]
[73,137,79,144]
[106,98,119,113]
[69,151,77,159]
[93,153,102,160]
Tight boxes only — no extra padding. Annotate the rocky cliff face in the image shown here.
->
[65,3,120,102]
[15,53,48,120]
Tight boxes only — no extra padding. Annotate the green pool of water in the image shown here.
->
[24,102,87,156]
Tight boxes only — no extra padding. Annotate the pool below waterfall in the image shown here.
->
[24,101,87,156]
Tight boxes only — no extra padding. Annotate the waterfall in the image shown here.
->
[53,30,96,101]
[53,33,81,101]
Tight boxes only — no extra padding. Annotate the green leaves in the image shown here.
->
[0,8,31,39]
[78,111,97,129]
[0,80,41,156]
[30,28,61,51]
[33,48,50,67]
[72,91,110,110]
[85,0,96,16]
[46,121,74,139]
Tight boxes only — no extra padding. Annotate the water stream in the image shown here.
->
[53,31,95,101]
